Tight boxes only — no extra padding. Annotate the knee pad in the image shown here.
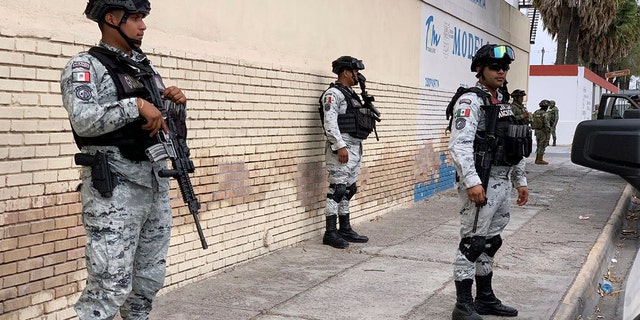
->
[346,183,357,200]
[327,184,347,203]
[459,236,486,262]
[484,235,502,257]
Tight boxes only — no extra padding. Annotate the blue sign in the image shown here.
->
[425,16,441,53]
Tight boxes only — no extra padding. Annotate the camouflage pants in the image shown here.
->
[535,129,550,156]
[325,137,362,217]
[550,124,557,142]
[75,171,172,320]
[453,167,512,281]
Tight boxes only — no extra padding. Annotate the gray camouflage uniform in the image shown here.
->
[448,82,527,281]
[60,41,172,320]
[321,85,363,217]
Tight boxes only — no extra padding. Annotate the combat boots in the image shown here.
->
[474,273,518,317]
[452,279,483,320]
[552,139,556,146]
[535,154,548,165]
[323,215,349,249]
[338,214,369,243]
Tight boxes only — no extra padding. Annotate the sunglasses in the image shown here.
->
[487,62,510,71]
[491,45,515,60]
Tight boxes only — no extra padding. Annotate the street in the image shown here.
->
[144,148,633,320]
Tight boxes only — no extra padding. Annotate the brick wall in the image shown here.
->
[0,33,455,319]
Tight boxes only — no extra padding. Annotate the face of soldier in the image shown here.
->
[340,69,359,87]
[477,63,508,92]
[104,10,147,50]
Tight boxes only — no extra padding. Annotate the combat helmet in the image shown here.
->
[539,99,550,107]
[470,44,515,72]
[84,0,151,23]
[332,56,365,74]
[511,89,526,96]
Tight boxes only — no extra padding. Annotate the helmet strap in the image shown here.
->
[103,11,141,51]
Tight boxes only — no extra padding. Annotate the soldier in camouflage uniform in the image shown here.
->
[510,89,530,124]
[60,1,187,319]
[319,56,373,249]
[533,100,551,165]
[547,100,559,146]
[448,44,529,320]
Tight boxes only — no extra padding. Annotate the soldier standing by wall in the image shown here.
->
[547,100,559,146]
[60,0,188,318]
[531,100,551,164]
[318,56,377,249]
[448,44,528,320]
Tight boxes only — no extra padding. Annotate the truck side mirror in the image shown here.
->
[571,119,640,190]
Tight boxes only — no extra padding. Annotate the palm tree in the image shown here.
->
[535,0,618,65]
[580,0,640,80]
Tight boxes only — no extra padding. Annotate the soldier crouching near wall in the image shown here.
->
[318,56,378,249]
[60,0,188,319]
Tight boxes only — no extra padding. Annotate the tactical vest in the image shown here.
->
[475,99,533,166]
[318,83,376,140]
[72,47,165,161]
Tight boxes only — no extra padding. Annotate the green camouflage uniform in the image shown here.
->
[510,101,530,124]
[533,109,551,156]
[547,105,559,143]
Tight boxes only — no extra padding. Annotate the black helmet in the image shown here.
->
[470,44,515,72]
[539,99,550,107]
[511,89,526,96]
[84,0,151,23]
[332,56,365,74]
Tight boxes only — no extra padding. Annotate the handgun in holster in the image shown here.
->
[74,151,118,198]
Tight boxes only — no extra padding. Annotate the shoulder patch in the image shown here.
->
[75,85,93,101]
[455,118,466,130]
[458,98,472,105]
[72,61,90,70]
[456,108,470,117]
[72,71,91,83]
[323,92,337,111]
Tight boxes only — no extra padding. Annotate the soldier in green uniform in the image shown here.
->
[531,100,551,165]
[547,100,559,146]
[510,89,530,124]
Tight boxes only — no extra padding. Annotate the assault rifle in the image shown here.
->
[86,47,207,249]
[136,60,208,250]
[356,73,381,140]
[471,104,500,233]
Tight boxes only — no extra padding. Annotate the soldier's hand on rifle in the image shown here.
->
[162,86,187,104]
[337,147,348,164]
[466,184,486,205]
[137,97,168,137]
[516,186,528,206]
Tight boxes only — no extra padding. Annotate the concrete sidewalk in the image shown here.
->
[148,153,630,320]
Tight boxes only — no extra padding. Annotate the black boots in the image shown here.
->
[323,215,349,248]
[338,214,369,243]
[323,214,369,248]
[452,280,483,320]
[474,273,518,317]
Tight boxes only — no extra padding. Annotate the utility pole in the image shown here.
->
[541,47,545,64]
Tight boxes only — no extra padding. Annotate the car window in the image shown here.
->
[603,97,633,119]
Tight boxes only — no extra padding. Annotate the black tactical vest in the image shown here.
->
[319,83,375,140]
[72,47,165,161]
[476,102,533,166]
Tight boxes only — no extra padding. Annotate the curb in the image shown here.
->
[552,184,633,319]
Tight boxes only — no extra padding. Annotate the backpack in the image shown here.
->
[445,86,490,132]
[531,110,545,130]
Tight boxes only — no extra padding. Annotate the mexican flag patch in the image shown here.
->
[72,72,91,82]
[456,108,470,117]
